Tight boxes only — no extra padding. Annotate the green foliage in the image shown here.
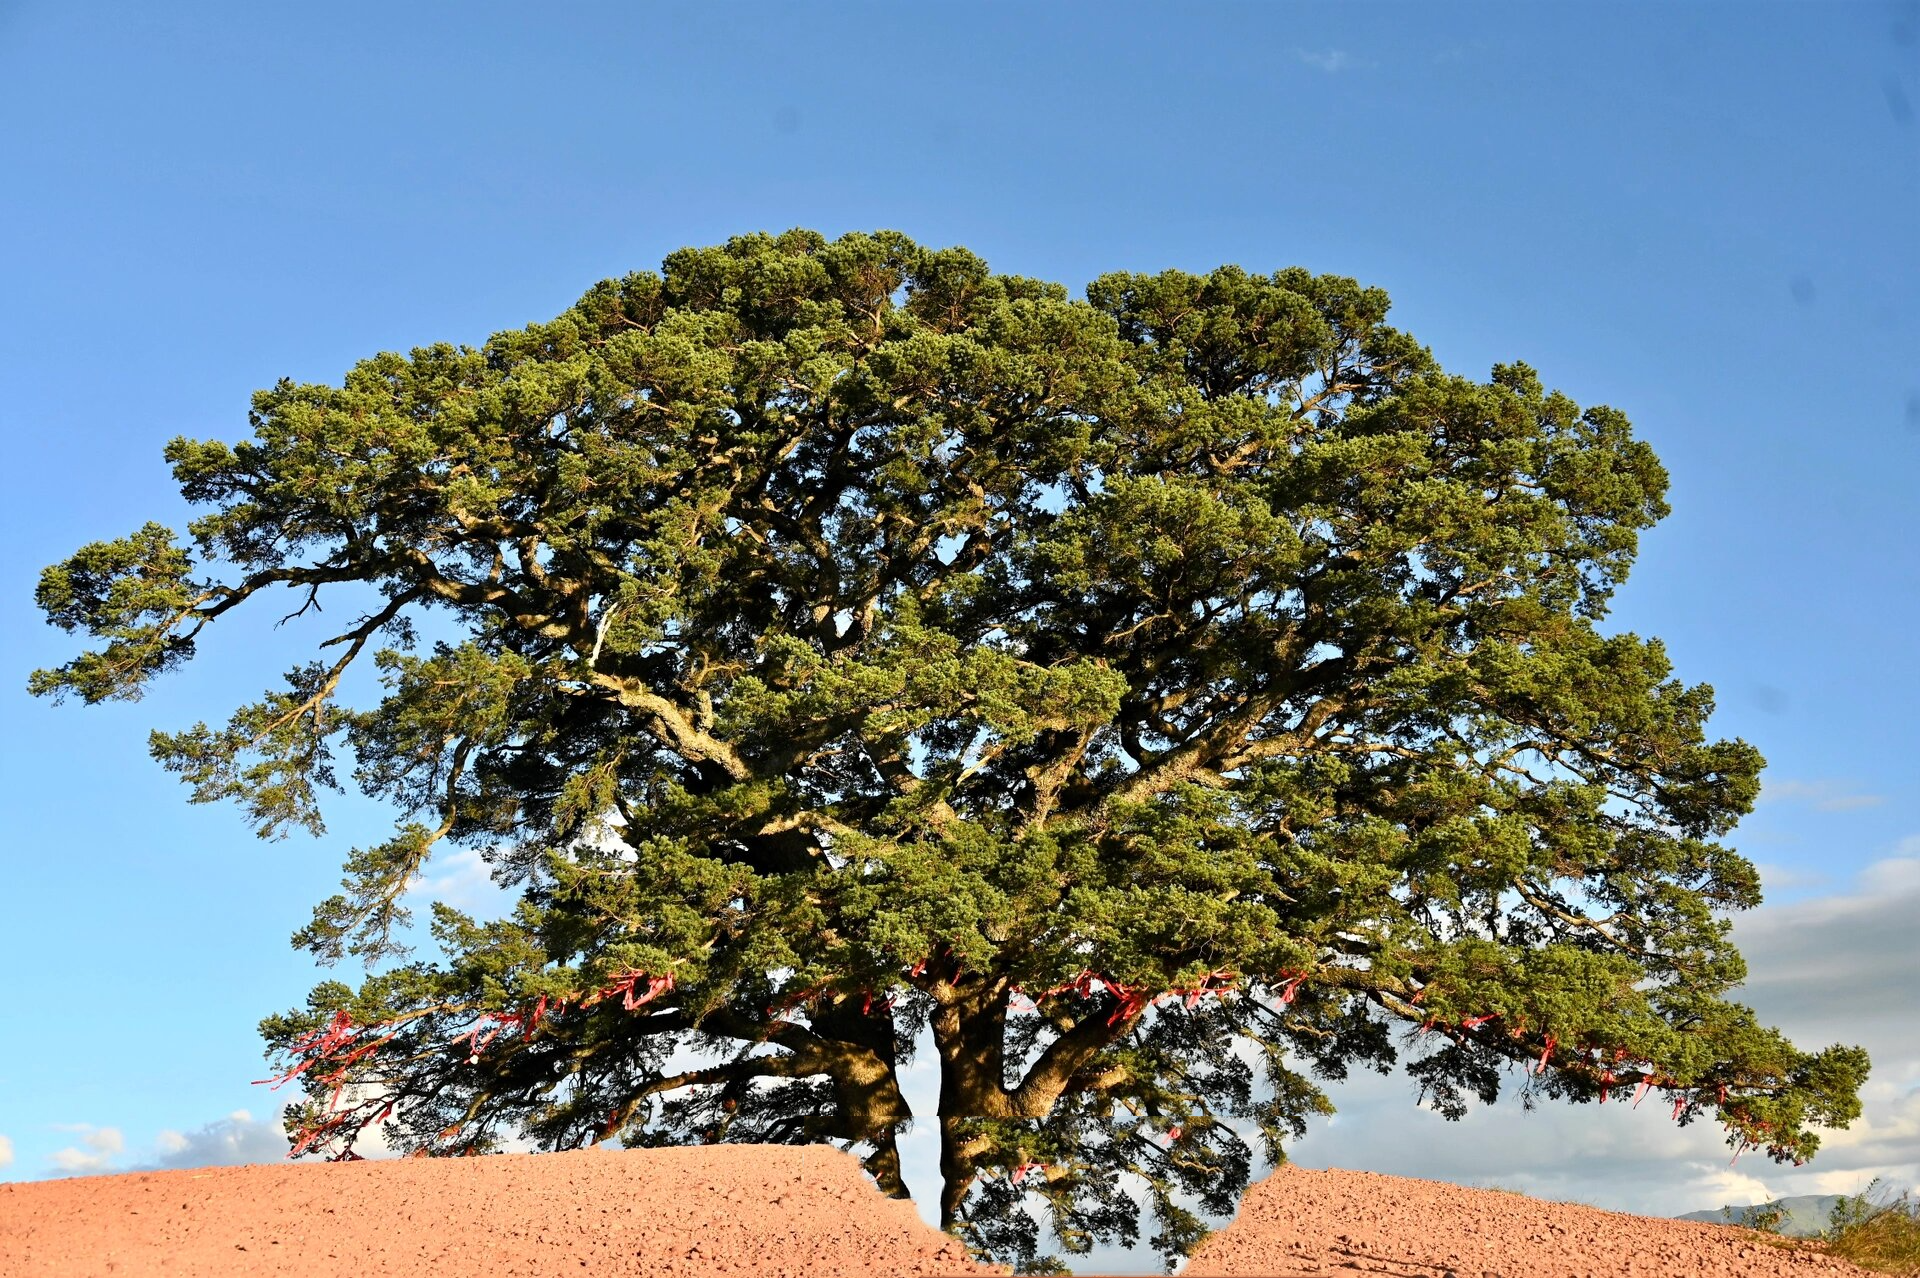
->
[1826,1181,1920,1276]
[32,229,1870,1273]
[1728,1201,1790,1235]
[32,522,199,702]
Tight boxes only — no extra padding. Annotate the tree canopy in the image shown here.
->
[33,229,1867,1272]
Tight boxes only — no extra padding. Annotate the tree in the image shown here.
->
[32,229,1867,1272]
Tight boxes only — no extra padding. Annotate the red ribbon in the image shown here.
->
[604,970,675,1012]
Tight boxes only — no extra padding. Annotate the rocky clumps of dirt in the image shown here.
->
[1184,1164,1873,1277]
[0,1144,1886,1278]
[0,1144,1007,1277]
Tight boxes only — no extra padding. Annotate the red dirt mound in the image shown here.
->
[1,1145,1886,1278]
[0,1145,1006,1277]
[1185,1164,1873,1277]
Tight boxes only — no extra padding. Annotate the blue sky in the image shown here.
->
[2,0,1916,1267]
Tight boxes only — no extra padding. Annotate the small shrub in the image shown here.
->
[1824,1180,1920,1277]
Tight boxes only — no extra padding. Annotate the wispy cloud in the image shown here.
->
[1758,778,1886,812]
[1751,861,1829,892]
[47,1125,123,1176]
[0,1133,13,1170]
[1267,851,1920,1218]
[1293,48,1369,74]
[405,845,515,917]
[146,1110,290,1171]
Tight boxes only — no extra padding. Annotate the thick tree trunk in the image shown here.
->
[865,1127,908,1199]
[925,975,1136,1226]
[930,979,1015,1229]
[938,1113,988,1230]
[808,997,915,1200]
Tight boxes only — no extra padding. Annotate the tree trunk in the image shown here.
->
[938,1113,991,1230]
[866,1126,908,1199]
[930,980,1015,1228]
[808,997,915,1200]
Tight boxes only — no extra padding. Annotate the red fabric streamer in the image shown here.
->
[604,970,674,1012]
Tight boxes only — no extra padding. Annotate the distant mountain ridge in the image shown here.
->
[1678,1194,1845,1237]
[1676,1193,1920,1239]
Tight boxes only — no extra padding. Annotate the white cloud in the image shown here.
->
[0,1133,13,1170]
[1752,861,1828,892]
[142,1109,290,1171]
[47,1125,124,1176]
[878,853,1920,1268]
[1293,49,1369,73]
[405,845,515,917]
[1731,855,1920,1070]
[1264,850,1920,1219]
[1757,778,1885,812]
[38,1109,339,1180]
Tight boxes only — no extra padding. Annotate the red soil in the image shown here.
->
[0,1145,1005,1277]
[1186,1165,1872,1277]
[0,1144,1880,1278]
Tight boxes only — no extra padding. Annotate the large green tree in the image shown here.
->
[34,229,1866,1272]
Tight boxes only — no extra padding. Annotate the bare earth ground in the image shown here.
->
[1185,1165,1870,1277]
[0,1144,1878,1278]
[0,1146,1005,1277]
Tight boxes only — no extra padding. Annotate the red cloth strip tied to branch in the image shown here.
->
[604,970,675,1012]
[459,1010,528,1063]
[1011,1161,1047,1185]
[1104,979,1150,1026]
[257,1011,401,1096]
[290,1116,346,1159]
[1032,969,1144,1024]
[1038,970,1104,1001]
[1032,967,1238,1025]
[767,981,832,1019]
[1159,968,1239,1010]
[255,1009,358,1090]
[255,1006,421,1159]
